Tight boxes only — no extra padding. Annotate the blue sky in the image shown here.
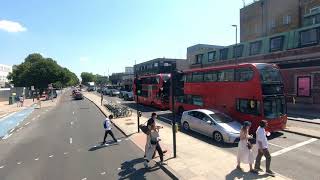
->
[0,0,251,77]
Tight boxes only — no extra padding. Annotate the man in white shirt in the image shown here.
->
[102,115,118,145]
[254,120,274,175]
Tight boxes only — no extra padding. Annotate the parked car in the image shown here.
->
[110,89,120,96]
[73,91,83,100]
[97,87,102,93]
[102,88,111,95]
[119,91,128,98]
[181,109,241,143]
[124,91,134,101]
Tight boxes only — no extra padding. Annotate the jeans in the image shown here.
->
[255,148,271,171]
[154,143,164,162]
[103,130,117,143]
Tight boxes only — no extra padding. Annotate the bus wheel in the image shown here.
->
[183,122,190,131]
[213,132,223,143]
[178,107,184,115]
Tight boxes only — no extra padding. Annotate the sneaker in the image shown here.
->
[254,167,264,172]
[250,169,258,174]
[143,161,148,168]
[266,170,275,176]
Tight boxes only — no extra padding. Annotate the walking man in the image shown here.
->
[102,115,118,145]
[100,91,103,106]
[254,120,275,176]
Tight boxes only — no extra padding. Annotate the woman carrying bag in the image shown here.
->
[236,121,255,173]
[144,123,163,168]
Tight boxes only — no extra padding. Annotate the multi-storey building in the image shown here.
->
[0,64,12,88]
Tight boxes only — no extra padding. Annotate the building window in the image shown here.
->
[219,48,228,60]
[195,54,203,64]
[269,19,276,29]
[154,63,158,67]
[270,36,284,52]
[310,6,320,14]
[283,15,292,25]
[297,76,311,97]
[250,41,262,55]
[233,45,244,58]
[300,28,318,46]
[208,51,216,62]
[254,24,259,34]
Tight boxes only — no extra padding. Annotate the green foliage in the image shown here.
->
[7,53,79,88]
[80,72,96,84]
[95,74,109,85]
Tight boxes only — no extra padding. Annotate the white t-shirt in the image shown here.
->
[104,119,112,131]
[256,126,268,149]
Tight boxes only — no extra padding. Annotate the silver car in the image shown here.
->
[181,109,241,143]
[110,89,120,96]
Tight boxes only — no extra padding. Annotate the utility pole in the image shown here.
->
[135,60,140,133]
[171,68,177,158]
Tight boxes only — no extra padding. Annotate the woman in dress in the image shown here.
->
[144,123,163,168]
[236,121,255,172]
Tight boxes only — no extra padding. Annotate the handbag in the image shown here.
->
[139,121,149,134]
[247,142,253,150]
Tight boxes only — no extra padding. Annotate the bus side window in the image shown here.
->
[192,96,203,106]
[236,99,260,115]
[235,68,254,82]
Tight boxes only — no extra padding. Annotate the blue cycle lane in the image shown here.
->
[0,105,35,139]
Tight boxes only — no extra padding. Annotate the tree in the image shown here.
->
[80,72,96,84]
[7,53,79,89]
[95,74,109,86]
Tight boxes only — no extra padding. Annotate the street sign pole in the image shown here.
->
[171,71,177,158]
[135,61,140,133]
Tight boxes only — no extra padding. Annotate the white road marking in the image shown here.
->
[72,111,74,115]
[3,133,13,139]
[69,137,73,144]
[271,138,317,157]
[46,109,49,112]
[100,172,106,175]
[70,121,74,125]
[37,115,40,118]
[81,178,87,180]
[25,122,30,126]
[34,157,39,161]
[18,127,23,131]
[9,129,14,133]
[64,152,69,155]
[268,142,286,149]
[0,113,8,119]
[49,155,54,158]
[32,118,36,121]
[0,165,4,169]
[17,162,22,165]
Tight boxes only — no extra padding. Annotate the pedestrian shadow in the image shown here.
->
[225,169,269,180]
[88,141,119,151]
[118,157,161,180]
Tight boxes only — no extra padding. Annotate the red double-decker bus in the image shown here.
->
[133,73,171,110]
[174,63,287,133]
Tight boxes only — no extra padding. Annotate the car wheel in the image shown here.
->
[213,132,224,143]
[183,122,190,131]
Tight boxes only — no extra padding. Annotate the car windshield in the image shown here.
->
[257,64,283,83]
[263,97,286,119]
[209,113,233,123]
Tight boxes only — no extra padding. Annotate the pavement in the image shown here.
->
[287,103,320,124]
[0,90,170,180]
[84,92,295,180]
[0,99,35,119]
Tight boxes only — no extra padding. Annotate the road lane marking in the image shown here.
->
[25,122,30,126]
[70,121,74,125]
[49,155,54,158]
[3,133,13,139]
[271,138,317,157]
[17,162,22,165]
[268,142,286,149]
[0,165,4,169]
[73,111,74,115]
[64,152,69,155]
[37,115,40,118]
[81,178,87,180]
[70,137,73,144]
[9,129,14,133]
[32,118,36,121]
[262,138,318,161]
[100,172,106,175]
[46,109,49,112]
[34,157,39,161]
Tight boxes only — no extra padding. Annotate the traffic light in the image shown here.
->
[173,71,184,96]
[135,78,142,95]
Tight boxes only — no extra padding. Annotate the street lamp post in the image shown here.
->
[232,25,238,65]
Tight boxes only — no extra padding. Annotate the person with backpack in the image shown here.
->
[101,115,118,145]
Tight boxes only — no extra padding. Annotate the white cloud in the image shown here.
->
[79,57,89,63]
[0,20,27,32]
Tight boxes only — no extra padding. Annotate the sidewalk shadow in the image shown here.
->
[226,169,269,180]
[118,157,161,180]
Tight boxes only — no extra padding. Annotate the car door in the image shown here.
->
[185,111,199,132]
[188,111,205,134]
[199,114,217,137]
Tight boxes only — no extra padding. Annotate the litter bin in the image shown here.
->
[9,96,15,105]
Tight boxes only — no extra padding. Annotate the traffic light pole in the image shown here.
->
[171,72,177,158]
[135,62,140,133]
